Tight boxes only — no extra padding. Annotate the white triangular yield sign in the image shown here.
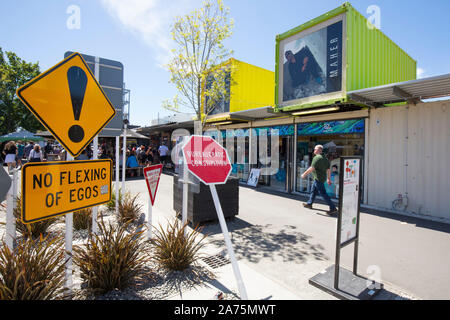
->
[143,164,163,205]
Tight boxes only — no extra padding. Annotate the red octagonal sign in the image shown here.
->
[182,135,232,185]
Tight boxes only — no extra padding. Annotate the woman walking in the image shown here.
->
[3,141,17,173]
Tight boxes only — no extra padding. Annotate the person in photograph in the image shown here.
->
[301,144,338,215]
[284,46,324,98]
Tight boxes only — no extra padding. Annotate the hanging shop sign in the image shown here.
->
[297,119,364,136]
[21,160,112,224]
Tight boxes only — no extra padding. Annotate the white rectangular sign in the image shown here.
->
[339,158,360,244]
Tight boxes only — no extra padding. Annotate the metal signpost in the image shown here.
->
[16,53,116,296]
[143,164,163,240]
[309,156,382,300]
[64,52,125,218]
[182,135,248,300]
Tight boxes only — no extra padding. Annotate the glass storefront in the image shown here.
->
[296,119,365,198]
[204,118,365,197]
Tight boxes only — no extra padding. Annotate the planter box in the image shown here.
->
[173,174,239,225]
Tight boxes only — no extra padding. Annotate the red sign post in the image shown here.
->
[182,135,248,300]
[143,164,163,239]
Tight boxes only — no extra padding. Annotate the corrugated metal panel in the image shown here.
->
[346,6,416,92]
[367,106,407,208]
[230,59,275,112]
[367,101,450,220]
[406,101,450,219]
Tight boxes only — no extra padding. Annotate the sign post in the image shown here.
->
[309,156,382,299]
[143,164,163,240]
[182,135,248,300]
[16,53,116,298]
[4,169,16,251]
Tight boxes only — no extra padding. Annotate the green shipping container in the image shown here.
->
[275,2,417,112]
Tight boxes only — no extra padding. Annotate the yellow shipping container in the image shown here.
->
[203,58,274,123]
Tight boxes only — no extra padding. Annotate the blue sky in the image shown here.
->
[1,0,449,126]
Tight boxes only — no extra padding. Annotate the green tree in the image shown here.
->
[0,48,43,135]
[163,0,234,128]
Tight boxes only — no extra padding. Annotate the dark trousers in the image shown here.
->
[307,180,337,211]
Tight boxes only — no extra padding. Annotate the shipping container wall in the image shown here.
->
[346,6,417,92]
[367,101,450,221]
[230,59,275,112]
[275,2,417,110]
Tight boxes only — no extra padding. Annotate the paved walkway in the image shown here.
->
[3,167,448,300]
[127,173,450,300]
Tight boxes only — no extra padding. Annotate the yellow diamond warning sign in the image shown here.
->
[16,52,116,157]
[21,160,112,224]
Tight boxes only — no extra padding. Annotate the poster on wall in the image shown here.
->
[280,19,343,103]
[247,168,261,187]
[339,158,361,245]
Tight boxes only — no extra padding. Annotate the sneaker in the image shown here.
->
[303,203,313,209]
[327,209,338,215]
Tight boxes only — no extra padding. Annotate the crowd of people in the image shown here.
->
[1,139,172,177]
[0,140,67,173]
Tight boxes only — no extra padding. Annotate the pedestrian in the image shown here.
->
[301,144,338,215]
[158,142,169,165]
[75,149,89,160]
[28,144,43,162]
[44,141,53,159]
[126,150,139,177]
[23,141,34,159]
[3,141,18,173]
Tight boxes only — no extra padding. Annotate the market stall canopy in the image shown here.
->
[36,129,150,140]
[0,129,45,142]
[348,73,450,107]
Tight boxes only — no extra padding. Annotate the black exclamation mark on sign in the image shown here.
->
[67,66,87,143]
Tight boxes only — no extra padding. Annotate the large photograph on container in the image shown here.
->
[281,20,343,103]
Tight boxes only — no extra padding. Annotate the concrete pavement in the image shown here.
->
[126,172,450,300]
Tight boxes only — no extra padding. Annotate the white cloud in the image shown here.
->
[100,0,200,67]
[417,67,426,79]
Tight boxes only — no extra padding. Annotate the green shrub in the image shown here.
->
[73,207,92,231]
[152,219,208,271]
[73,219,150,295]
[0,236,66,300]
[118,192,143,225]
[13,196,59,239]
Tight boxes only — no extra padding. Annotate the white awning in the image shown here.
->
[348,73,450,106]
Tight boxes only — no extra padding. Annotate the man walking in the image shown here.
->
[301,145,338,215]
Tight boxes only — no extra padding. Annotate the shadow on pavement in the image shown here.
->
[199,219,329,265]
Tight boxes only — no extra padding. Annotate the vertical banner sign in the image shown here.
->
[326,20,343,93]
[144,164,163,205]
